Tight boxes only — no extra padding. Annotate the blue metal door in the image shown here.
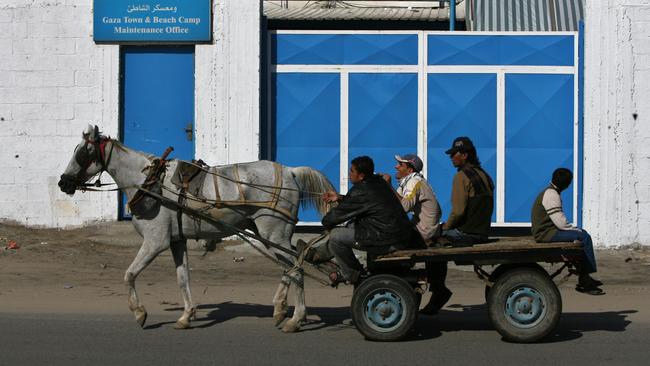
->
[120,46,195,218]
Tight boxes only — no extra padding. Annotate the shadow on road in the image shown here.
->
[147,301,636,343]
[411,303,636,342]
[145,302,353,331]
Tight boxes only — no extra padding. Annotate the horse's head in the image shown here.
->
[58,125,112,195]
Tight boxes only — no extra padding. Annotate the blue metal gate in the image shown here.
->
[269,31,581,226]
[120,46,195,218]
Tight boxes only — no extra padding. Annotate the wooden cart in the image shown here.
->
[350,239,584,342]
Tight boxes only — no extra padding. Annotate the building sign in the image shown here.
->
[93,1,211,43]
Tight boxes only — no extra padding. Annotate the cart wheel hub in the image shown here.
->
[365,291,403,330]
[504,287,547,329]
[377,303,394,319]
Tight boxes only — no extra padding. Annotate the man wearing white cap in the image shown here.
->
[383,153,452,315]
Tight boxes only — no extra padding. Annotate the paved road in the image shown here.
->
[2,222,649,365]
[1,299,647,366]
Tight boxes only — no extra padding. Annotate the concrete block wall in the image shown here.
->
[0,1,261,227]
[584,0,650,247]
[0,0,120,227]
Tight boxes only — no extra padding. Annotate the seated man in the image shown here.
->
[531,168,603,295]
[383,153,451,315]
[321,156,414,286]
[442,136,494,245]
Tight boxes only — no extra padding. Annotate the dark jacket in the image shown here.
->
[445,164,494,237]
[322,175,413,248]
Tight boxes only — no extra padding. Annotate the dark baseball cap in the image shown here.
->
[445,136,476,155]
[394,154,423,172]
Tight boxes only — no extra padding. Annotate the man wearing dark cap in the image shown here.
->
[382,153,451,315]
[442,136,495,245]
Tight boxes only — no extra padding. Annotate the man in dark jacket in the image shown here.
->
[419,137,494,315]
[322,156,414,286]
[442,136,494,245]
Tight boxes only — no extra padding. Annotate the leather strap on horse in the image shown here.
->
[177,186,187,241]
[128,146,174,210]
[208,162,296,221]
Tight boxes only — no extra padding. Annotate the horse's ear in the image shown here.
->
[93,125,100,141]
[83,124,93,139]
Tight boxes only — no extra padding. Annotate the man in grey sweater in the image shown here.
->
[531,168,603,295]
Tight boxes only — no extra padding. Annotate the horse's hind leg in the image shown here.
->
[125,238,168,328]
[281,267,306,333]
[272,275,290,326]
[170,239,195,329]
[254,214,305,333]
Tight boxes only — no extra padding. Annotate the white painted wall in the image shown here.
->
[583,0,650,247]
[0,0,120,227]
[195,0,261,165]
[0,0,261,227]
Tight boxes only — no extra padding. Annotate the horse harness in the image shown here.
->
[71,139,299,237]
[75,136,114,173]
[59,136,116,194]
[168,160,296,233]
[126,157,296,239]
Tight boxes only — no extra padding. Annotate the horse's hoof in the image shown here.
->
[281,319,300,333]
[174,318,191,329]
[135,306,147,328]
[273,311,287,326]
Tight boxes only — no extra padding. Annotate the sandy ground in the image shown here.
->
[1,221,650,320]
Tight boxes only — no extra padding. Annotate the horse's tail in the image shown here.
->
[290,167,336,217]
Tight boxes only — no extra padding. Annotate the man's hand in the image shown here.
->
[381,173,392,184]
[322,190,341,203]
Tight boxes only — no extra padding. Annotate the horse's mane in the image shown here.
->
[108,138,157,160]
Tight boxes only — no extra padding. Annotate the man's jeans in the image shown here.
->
[443,228,488,246]
[549,229,597,273]
[328,225,364,283]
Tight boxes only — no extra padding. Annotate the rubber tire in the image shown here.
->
[484,285,492,303]
[351,274,418,342]
[487,268,562,343]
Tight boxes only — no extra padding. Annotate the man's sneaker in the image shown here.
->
[576,274,604,295]
[575,284,604,295]
[579,274,604,288]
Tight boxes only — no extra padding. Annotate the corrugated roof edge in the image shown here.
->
[263,4,466,22]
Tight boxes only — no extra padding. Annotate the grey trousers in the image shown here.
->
[328,225,364,283]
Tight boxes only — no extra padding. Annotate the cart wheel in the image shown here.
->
[351,274,418,341]
[487,268,561,343]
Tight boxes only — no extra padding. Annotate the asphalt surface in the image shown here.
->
[2,222,650,365]
[0,300,647,366]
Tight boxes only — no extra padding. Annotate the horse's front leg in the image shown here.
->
[281,267,306,333]
[170,239,195,329]
[125,239,168,328]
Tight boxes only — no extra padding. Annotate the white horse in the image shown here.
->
[58,125,334,332]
